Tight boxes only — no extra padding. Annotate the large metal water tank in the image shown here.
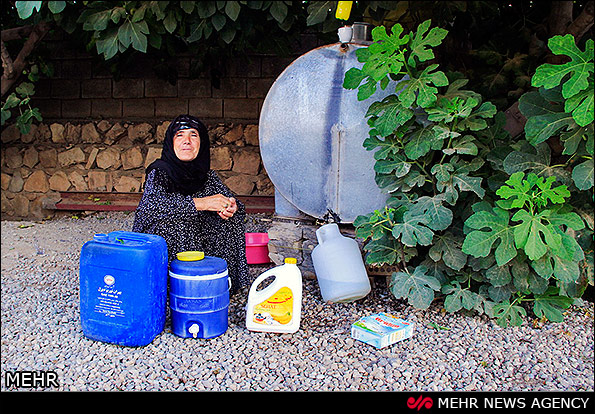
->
[259,42,392,223]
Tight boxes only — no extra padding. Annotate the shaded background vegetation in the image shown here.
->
[2,1,593,124]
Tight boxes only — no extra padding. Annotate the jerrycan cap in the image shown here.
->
[176,251,205,261]
[93,233,109,242]
[284,257,297,264]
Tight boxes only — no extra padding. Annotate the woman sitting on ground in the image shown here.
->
[132,114,248,294]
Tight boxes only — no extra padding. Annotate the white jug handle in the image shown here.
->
[249,268,276,297]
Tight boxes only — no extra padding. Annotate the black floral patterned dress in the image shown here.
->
[132,168,248,294]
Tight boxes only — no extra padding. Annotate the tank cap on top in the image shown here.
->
[284,257,297,264]
[93,233,109,242]
[176,251,205,261]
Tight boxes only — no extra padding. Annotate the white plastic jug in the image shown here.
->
[311,223,371,302]
[246,258,302,334]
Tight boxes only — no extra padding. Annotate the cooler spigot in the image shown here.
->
[188,323,200,338]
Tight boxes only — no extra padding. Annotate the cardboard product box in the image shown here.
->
[351,312,415,348]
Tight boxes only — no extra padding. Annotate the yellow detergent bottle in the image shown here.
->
[246,258,302,334]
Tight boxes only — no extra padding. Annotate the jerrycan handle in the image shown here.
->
[316,223,341,244]
[249,267,278,297]
[108,231,150,244]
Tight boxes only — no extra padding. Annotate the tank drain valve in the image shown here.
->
[188,323,200,338]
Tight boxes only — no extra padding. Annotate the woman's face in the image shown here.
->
[173,128,201,161]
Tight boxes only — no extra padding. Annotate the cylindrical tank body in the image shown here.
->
[259,43,393,223]
[168,252,229,339]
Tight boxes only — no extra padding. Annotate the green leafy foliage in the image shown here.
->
[496,172,570,211]
[532,35,594,126]
[512,209,562,261]
[533,287,573,322]
[14,1,302,60]
[519,89,576,146]
[6,4,590,329]
[346,20,498,315]
[572,159,594,190]
[442,282,484,313]
[407,19,448,67]
[6,1,317,134]
[15,1,42,19]
[343,21,448,104]
[391,211,434,247]
[492,298,527,327]
[390,266,441,309]
[398,64,450,108]
[345,23,592,328]
[462,166,586,326]
[1,62,51,133]
[519,35,594,191]
[462,205,517,266]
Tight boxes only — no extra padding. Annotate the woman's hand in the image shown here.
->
[193,194,238,220]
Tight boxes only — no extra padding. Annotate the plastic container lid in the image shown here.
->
[170,252,228,277]
[176,251,205,261]
[93,233,109,242]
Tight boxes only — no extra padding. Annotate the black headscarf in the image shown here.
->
[146,114,210,196]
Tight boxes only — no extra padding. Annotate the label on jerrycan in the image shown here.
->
[93,274,125,319]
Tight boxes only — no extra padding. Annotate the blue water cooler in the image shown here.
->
[169,251,230,339]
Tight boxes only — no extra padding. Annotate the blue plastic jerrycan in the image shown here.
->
[79,231,168,346]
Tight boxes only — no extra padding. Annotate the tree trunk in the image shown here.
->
[548,1,574,37]
[1,21,51,97]
[567,1,594,41]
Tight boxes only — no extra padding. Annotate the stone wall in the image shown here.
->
[1,120,272,220]
[1,29,327,220]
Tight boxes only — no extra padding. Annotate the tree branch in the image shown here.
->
[1,40,15,79]
[1,25,35,42]
[566,1,594,41]
[1,21,51,97]
[548,1,574,37]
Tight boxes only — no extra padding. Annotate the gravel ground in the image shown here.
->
[1,211,593,392]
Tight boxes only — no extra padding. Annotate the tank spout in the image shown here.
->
[188,323,200,338]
